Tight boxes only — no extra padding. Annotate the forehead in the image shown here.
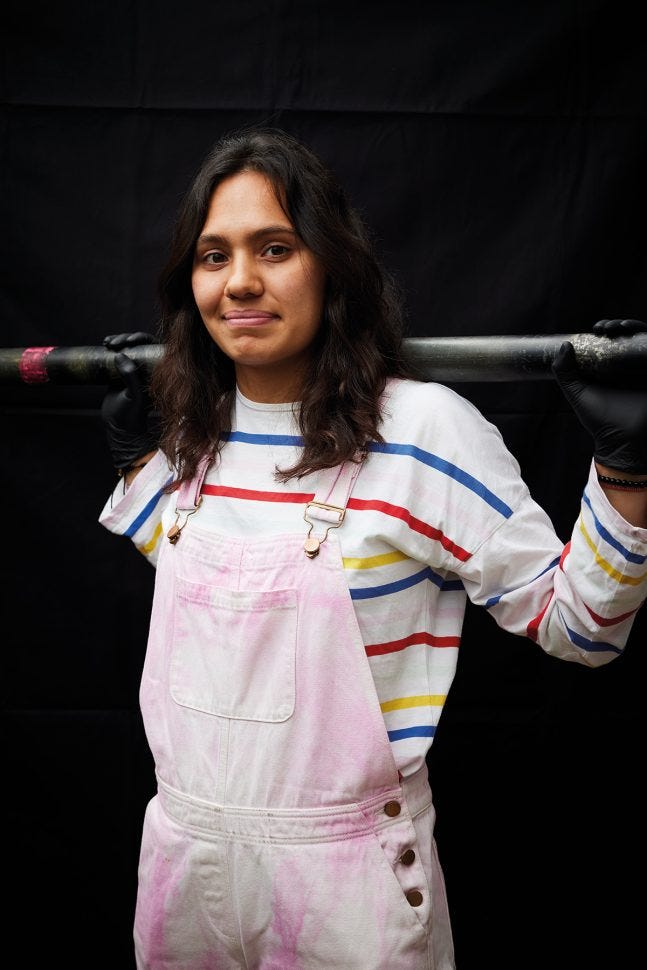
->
[202,170,291,232]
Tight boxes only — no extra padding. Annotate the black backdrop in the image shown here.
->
[2,3,646,968]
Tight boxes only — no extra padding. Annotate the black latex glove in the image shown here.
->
[551,319,647,474]
[101,332,161,470]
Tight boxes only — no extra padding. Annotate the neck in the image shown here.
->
[235,366,305,404]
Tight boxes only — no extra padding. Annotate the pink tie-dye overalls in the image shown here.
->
[134,456,455,969]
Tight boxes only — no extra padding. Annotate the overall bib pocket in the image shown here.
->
[170,575,297,721]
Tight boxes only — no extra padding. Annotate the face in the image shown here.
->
[191,169,327,402]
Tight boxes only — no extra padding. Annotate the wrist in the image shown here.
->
[118,450,158,485]
[595,463,647,525]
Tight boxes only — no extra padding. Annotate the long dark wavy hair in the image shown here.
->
[151,127,412,485]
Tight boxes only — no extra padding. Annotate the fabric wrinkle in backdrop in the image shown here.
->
[2,3,645,968]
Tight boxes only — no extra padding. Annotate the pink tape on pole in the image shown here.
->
[19,346,57,384]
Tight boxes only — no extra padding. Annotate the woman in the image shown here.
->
[100,128,647,970]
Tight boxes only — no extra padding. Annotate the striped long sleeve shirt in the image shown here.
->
[99,378,647,778]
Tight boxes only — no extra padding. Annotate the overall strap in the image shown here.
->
[166,456,212,544]
[303,451,366,558]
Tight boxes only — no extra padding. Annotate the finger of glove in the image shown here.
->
[551,341,579,383]
[114,352,146,402]
[617,318,647,334]
[551,341,599,429]
[107,354,153,432]
[103,331,157,350]
[592,318,647,337]
[117,357,155,423]
[103,333,132,349]
[551,342,592,422]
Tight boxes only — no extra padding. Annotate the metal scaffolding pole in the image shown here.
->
[1,334,646,385]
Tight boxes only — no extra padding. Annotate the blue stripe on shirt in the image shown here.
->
[388,725,436,741]
[350,566,463,599]
[124,480,172,538]
[484,555,561,608]
[582,491,646,565]
[561,615,623,655]
[222,431,303,447]
[367,442,513,517]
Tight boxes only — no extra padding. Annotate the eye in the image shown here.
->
[204,251,227,265]
[263,244,290,259]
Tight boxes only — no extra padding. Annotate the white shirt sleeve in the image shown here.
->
[98,450,174,568]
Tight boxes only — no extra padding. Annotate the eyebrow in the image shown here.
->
[196,225,298,247]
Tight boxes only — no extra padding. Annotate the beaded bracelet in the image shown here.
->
[597,474,647,491]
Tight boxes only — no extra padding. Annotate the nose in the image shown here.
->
[224,253,263,300]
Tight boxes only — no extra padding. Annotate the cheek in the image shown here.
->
[191,274,223,315]
[288,267,325,323]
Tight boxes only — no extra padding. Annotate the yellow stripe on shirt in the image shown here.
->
[579,516,647,586]
[380,694,446,713]
[343,550,410,570]
[136,521,163,556]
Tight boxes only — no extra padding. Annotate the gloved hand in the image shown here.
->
[551,319,647,474]
[101,332,161,471]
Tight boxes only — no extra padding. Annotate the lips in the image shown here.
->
[222,310,277,327]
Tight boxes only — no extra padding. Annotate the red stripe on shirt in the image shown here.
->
[200,487,471,562]
[366,631,461,656]
[201,485,315,503]
[347,498,471,561]
[584,603,638,626]
[526,593,554,643]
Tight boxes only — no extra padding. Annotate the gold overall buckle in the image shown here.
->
[302,502,346,558]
